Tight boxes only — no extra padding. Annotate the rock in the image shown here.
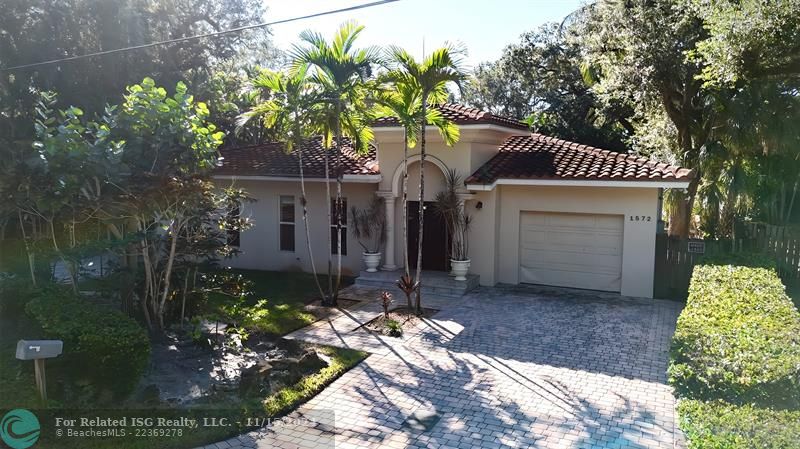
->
[239,360,274,395]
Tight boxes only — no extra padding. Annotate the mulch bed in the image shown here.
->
[363,307,439,335]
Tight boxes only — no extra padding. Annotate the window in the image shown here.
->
[330,197,347,255]
[279,195,295,252]
[226,203,241,247]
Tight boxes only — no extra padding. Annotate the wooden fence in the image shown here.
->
[654,223,800,299]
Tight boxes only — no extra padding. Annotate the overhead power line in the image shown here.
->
[1,0,399,72]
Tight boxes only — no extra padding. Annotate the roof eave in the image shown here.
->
[214,174,382,183]
[465,178,692,191]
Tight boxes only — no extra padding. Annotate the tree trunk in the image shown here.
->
[297,135,326,301]
[414,96,428,316]
[668,176,700,238]
[333,101,343,304]
[158,223,180,331]
[402,130,412,310]
[18,210,37,287]
[322,120,334,306]
[49,219,77,294]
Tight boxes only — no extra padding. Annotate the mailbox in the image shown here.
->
[16,340,63,360]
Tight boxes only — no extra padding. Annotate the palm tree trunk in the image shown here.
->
[322,138,334,305]
[402,130,412,310]
[414,97,428,315]
[334,102,343,304]
[297,136,326,301]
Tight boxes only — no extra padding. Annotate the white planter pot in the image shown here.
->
[363,252,382,273]
[450,259,471,281]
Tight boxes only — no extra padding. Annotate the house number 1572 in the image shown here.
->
[629,215,652,222]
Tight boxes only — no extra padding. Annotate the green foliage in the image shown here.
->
[669,257,800,408]
[26,290,150,400]
[462,23,631,151]
[261,346,367,416]
[677,400,800,449]
[384,319,403,337]
[690,0,800,87]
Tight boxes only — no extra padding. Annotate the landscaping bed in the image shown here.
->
[669,254,800,448]
[362,307,438,337]
[1,270,367,449]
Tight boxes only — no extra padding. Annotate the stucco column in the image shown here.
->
[377,191,398,270]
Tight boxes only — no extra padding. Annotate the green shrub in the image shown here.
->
[678,400,800,449]
[669,258,800,407]
[0,276,40,316]
[385,319,403,337]
[26,290,150,400]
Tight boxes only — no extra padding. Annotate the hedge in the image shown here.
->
[678,400,800,449]
[668,257,800,408]
[26,290,150,400]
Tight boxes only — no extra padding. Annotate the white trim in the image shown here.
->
[466,178,691,191]
[213,174,382,183]
[373,123,528,134]
[390,154,450,197]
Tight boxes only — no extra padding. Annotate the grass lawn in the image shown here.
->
[203,269,354,335]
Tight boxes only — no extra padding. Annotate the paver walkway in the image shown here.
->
[203,284,685,449]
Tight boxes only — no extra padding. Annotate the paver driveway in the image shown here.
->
[205,285,685,449]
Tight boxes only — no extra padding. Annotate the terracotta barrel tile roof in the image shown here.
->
[216,137,378,178]
[374,103,529,131]
[466,134,694,185]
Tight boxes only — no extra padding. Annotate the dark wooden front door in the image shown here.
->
[407,201,449,271]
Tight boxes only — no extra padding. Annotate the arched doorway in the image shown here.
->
[392,155,450,271]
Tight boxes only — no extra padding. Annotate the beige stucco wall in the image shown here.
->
[474,185,659,298]
[219,179,377,276]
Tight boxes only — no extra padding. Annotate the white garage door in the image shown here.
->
[519,212,623,292]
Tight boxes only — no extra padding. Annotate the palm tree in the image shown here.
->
[374,75,459,310]
[292,21,379,306]
[237,66,327,300]
[386,45,466,314]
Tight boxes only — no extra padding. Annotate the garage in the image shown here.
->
[519,211,624,292]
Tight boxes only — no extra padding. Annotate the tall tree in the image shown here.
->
[238,66,328,300]
[375,71,460,310]
[581,0,713,237]
[292,21,378,306]
[386,45,465,315]
[461,23,633,152]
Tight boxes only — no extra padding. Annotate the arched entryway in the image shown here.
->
[390,155,450,271]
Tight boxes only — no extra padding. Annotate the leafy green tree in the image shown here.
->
[461,23,632,151]
[690,0,800,87]
[0,0,272,116]
[386,45,465,315]
[581,0,713,237]
[291,21,379,306]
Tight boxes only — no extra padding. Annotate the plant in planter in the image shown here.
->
[350,196,386,272]
[434,169,472,281]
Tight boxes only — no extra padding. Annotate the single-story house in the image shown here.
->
[214,103,693,298]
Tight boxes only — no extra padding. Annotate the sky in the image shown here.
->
[263,0,584,68]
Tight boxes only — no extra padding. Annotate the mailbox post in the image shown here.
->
[16,340,63,401]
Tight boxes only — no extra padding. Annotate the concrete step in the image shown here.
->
[354,270,479,298]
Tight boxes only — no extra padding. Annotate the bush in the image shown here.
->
[669,257,800,408]
[678,400,800,449]
[26,290,150,400]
